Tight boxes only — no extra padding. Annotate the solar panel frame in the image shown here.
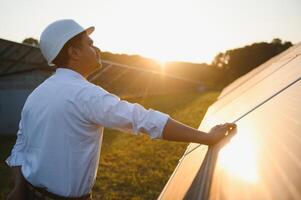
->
[159,42,301,200]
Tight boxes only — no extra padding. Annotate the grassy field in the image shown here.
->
[0,91,220,200]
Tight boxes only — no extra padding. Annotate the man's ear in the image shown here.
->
[68,46,81,62]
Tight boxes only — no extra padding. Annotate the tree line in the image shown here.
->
[211,38,292,87]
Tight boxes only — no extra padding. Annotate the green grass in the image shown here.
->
[0,91,220,200]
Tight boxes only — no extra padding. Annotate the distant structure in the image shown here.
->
[0,39,55,134]
[0,38,201,135]
[159,42,301,199]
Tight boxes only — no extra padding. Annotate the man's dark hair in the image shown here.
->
[52,31,86,66]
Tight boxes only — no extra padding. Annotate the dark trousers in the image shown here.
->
[25,180,92,200]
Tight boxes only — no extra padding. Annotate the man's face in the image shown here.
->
[76,33,102,76]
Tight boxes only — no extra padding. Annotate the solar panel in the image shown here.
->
[209,81,301,200]
[159,43,301,199]
[0,38,200,98]
[0,39,52,77]
[218,42,301,99]
[206,56,301,126]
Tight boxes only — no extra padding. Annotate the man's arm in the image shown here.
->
[162,118,236,145]
[79,87,236,142]
[7,166,26,200]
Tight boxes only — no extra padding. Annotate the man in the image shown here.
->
[6,19,236,200]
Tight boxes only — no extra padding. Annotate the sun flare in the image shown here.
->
[156,59,167,74]
[218,131,258,183]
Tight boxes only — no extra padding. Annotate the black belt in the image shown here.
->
[25,179,92,200]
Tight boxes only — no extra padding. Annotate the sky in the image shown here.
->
[0,0,300,64]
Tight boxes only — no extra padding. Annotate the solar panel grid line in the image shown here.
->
[88,64,113,82]
[160,43,301,199]
[264,148,301,199]
[94,65,122,83]
[105,61,164,75]
[219,43,301,97]
[158,145,209,200]
[217,54,298,101]
[269,113,301,170]
[209,55,300,116]
[101,60,201,84]
[5,44,25,60]
[184,125,240,200]
[207,81,301,200]
[201,149,221,199]
[102,60,163,74]
[0,44,14,59]
[129,75,158,96]
[203,54,298,124]
[0,41,50,76]
[0,67,50,78]
[1,48,34,74]
[118,70,147,96]
[218,43,301,99]
[275,42,301,62]
[102,67,131,88]
[197,148,217,200]
[255,155,282,200]
[141,71,155,98]
[156,50,300,198]
[206,57,301,126]
[158,146,191,199]
[183,149,212,200]
[182,76,301,158]
[271,127,301,173]
[0,38,38,49]
[23,49,45,63]
[274,104,301,130]
[268,103,301,199]
[247,113,301,199]
[1,57,46,66]
[0,39,202,86]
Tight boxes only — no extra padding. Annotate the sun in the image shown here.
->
[217,129,259,183]
[155,58,167,74]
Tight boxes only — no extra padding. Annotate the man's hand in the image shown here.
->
[206,123,237,145]
[162,118,236,146]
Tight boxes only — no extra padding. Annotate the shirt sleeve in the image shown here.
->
[6,118,26,167]
[80,85,170,139]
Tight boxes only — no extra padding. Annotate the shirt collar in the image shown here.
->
[55,67,86,80]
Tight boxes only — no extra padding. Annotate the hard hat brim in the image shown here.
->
[85,26,95,35]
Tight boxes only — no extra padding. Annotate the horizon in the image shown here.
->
[0,36,294,66]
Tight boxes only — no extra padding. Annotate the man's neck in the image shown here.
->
[59,65,88,79]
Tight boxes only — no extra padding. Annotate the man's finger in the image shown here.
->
[224,123,236,130]
[219,123,236,136]
[227,125,237,136]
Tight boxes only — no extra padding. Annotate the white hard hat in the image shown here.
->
[39,19,94,66]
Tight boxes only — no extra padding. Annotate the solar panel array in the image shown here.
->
[159,42,301,200]
[0,39,54,77]
[88,60,200,97]
[0,38,200,97]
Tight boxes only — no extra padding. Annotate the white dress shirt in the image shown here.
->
[6,67,169,197]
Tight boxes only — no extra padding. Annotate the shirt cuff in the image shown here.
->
[148,110,170,139]
[6,153,24,167]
